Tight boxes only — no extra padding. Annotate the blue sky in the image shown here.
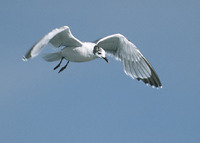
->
[0,0,200,142]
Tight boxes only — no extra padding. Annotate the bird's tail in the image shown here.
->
[42,52,62,62]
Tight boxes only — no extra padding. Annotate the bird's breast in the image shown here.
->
[60,46,96,62]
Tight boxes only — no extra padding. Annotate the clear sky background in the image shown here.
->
[0,0,199,143]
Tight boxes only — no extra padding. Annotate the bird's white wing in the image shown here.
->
[96,34,162,87]
[23,26,82,60]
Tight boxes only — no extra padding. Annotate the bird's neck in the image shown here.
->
[82,42,97,57]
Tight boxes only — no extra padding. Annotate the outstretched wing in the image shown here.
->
[23,26,82,60]
[96,34,162,88]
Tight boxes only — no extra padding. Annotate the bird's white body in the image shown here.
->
[23,26,162,88]
[60,42,96,62]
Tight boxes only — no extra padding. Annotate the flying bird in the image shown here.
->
[23,26,162,88]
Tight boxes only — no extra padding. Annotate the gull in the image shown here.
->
[23,26,162,88]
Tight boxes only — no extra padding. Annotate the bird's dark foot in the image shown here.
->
[58,61,69,73]
[54,57,64,70]
[58,67,66,73]
[54,64,61,70]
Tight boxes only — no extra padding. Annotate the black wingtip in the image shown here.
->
[22,56,27,61]
[137,57,162,88]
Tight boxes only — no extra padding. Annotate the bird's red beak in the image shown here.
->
[103,57,109,63]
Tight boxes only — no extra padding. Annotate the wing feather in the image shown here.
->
[96,34,162,87]
[23,26,82,60]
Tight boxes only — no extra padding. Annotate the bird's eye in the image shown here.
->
[97,51,101,54]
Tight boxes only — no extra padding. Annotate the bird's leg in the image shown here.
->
[54,57,64,70]
[58,61,70,73]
